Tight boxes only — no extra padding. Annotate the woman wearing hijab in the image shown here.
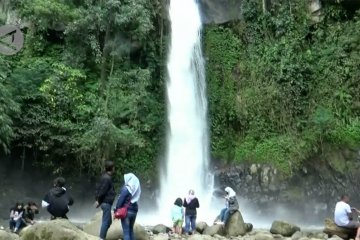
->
[183,189,200,235]
[215,187,239,225]
[115,173,141,240]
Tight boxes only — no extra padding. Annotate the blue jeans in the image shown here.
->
[99,203,112,239]
[220,208,230,223]
[185,215,196,234]
[9,218,24,231]
[121,210,137,240]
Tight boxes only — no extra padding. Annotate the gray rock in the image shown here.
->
[224,211,248,236]
[19,219,97,240]
[203,224,225,236]
[153,224,171,234]
[188,234,215,240]
[270,221,300,237]
[291,231,307,240]
[196,221,208,234]
[254,232,275,240]
[245,223,253,232]
[152,233,170,240]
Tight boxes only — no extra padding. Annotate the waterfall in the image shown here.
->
[157,0,213,223]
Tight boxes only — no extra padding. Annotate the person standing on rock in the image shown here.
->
[95,160,116,240]
[334,194,360,240]
[183,189,200,235]
[214,186,239,225]
[115,173,141,240]
[42,177,74,219]
[171,197,184,234]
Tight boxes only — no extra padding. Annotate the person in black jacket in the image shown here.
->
[41,177,74,219]
[183,189,200,235]
[95,160,116,240]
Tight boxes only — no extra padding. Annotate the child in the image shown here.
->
[9,202,25,233]
[171,198,184,234]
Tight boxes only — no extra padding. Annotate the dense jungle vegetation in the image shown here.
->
[0,0,359,179]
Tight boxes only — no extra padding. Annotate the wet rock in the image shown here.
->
[270,220,300,237]
[245,223,253,232]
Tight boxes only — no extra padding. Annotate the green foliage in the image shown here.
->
[0,57,20,153]
[2,0,165,178]
[205,0,360,175]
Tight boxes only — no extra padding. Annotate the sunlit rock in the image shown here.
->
[0,229,19,240]
[19,219,97,240]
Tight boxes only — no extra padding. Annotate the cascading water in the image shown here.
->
[157,0,214,224]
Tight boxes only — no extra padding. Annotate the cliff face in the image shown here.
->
[199,0,243,24]
[213,147,360,223]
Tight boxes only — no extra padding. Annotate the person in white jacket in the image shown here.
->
[9,202,25,233]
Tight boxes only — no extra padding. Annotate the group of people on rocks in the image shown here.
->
[9,202,39,233]
[170,186,239,235]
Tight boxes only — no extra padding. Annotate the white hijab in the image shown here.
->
[124,173,141,203]
[225,187,236,198]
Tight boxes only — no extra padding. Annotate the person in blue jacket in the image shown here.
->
[115,173,141,240]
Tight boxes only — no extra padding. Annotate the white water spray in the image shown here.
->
[157,0,213,224]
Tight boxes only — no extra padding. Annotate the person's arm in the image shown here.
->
[10,210,14,218]
[195,198,200,208]
[13,211,23,221]
[183,198,188,207]
[115,187,131,210]
[346,204,352,219]
[42,192,50,208]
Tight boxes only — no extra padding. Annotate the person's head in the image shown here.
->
[341,194,350,203]
[15,202,23,209]
[188,189,195,196]
[105,160,115,174]
[53,177,66,188]
[174,198,183,207]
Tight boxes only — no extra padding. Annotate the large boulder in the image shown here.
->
[323,218,356,239]
[203,224,225,236]
[224,211,248,236]
[0,230,19,240]
[270,220,300,237]
[83,211,148,240]
[19,219,97,240]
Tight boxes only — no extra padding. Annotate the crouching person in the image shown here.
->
[42,177,74,219]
